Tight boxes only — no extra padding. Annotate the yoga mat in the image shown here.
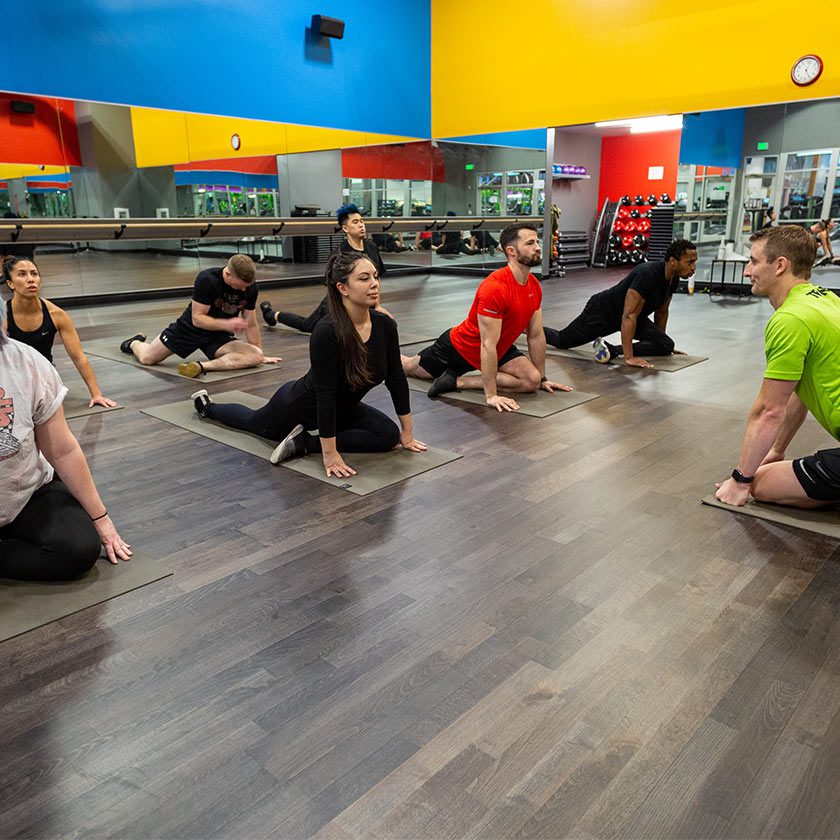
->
[0,557,172,642]
[407,378,599,418]
[701,495,840,538]
[84,338,283,383]
[63,390,124,420]
[141,390,462,495]
[536,344,708,372]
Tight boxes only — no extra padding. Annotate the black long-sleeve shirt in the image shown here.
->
[289,310,410,438]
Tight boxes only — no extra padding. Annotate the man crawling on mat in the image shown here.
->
[543,239,697,368]
[119,254,280,378]
[401,222,571,413]
[716,225,840,508]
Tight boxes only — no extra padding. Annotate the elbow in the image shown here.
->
[751,404,786,426]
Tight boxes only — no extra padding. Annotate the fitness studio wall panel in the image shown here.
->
[3,0,431,139]
[597,131,681,207]
[680,110,746,169]
[431,0,840,137]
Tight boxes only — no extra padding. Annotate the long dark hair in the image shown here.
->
[324,250,375,390]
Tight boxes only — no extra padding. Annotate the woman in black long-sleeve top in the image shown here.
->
[192,250,426,478]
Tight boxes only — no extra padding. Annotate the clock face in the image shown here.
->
[231,133,241,151]
[792,55,823,86]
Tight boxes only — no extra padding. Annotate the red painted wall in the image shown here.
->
[174,155,277,174]
[597,130,680,206]
[0,94,81,166]
[342,141,446,182]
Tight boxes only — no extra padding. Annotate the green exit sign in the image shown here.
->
[757,142,769,151]
[465,163,475,171]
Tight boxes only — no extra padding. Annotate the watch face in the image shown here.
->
[231,133,241,151]
[792,55,823,86]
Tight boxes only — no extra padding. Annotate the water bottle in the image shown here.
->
[688,273,695,295]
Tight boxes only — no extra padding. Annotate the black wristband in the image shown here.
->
[91,510,108,521]
[731,468,754,484]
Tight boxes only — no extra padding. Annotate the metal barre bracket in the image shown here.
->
[10,224,22,242]
[199,223,213,237]
[271,222,285,235]
[114,224,126,240]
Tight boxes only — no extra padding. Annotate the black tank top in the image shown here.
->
[6,299,58,362]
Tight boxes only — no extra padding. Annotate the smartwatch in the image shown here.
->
[731,468,755,484]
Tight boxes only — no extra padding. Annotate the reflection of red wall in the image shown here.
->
[342,141,446,182]
[597,131,680,206]
[174,155,277,174]
[0,94,81,166]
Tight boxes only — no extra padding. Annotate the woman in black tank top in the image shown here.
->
[3,257,116,409]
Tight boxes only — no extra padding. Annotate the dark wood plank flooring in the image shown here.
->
[2,268,840,838]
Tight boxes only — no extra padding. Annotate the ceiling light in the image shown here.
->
[595,115,683,133]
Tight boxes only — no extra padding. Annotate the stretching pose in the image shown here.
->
[194,251,425,478]
[0,330,131,580]
[4,256,116,408]
[120,254,280,378]
[402,222,571,412]
[811,218,836,265]
[716,226,840,508]
[261,203,390,333]
[544,239,697,368]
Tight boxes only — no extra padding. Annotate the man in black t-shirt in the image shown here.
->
[260,203,391,333]
[120,254,281,378]
[544,240,698,368]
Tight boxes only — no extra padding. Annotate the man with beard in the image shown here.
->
[401,222,571,412]
[543,239,698,369]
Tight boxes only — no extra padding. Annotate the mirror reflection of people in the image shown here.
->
[194,251,424,478]
[0,328,131,580]
[261,204,390,333]
[3,257,116,408]
[119,254,280,378]
[760,207,776,229]
[811,218,836,265]
[437,211,479,256]
[543,240,698,369]
[402,223,571,412]
[715,226,840,509]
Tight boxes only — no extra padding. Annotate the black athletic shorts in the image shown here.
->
[159,321,236,360]
[416,328,524,378]
[792,447,840,501]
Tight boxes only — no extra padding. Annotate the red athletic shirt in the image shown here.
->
[449,265,542,369]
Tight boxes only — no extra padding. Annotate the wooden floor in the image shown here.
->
[2,269,840,839]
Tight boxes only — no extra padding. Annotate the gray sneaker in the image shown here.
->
[269,424,306,464]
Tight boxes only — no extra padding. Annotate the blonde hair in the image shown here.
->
[227,254,256,284]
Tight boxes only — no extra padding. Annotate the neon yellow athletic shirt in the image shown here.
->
[764,283,840,440]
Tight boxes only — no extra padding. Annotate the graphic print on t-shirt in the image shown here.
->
[0,387,21,460]
[213,292,246,316]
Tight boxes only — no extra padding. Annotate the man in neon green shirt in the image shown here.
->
[716,225,840,508]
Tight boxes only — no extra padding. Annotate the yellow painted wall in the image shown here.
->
[432,0,840,137]
[131,107,419,168]
[0,164,67,180]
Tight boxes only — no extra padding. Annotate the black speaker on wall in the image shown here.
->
[11,100,35,114]
[311,15,345,39]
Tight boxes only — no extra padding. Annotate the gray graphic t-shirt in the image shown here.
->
[0,338,67,526]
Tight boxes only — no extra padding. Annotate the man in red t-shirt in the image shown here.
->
[402,223,571,412]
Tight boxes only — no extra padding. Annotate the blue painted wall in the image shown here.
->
[3,1,430,138]
[679,109,746,169]
[442,129,547,150]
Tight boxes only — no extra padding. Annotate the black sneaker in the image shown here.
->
[120,333,146,354]
[191,389,212,417]
[427,368,458,398]
[269,424,308,464]
[260,300,278,327]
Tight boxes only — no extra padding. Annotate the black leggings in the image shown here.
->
[0,479,100,581]
[547,299,675,356]
[277,298,329,334]
[205,382,401,452]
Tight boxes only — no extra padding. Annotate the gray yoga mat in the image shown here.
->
[539,344,708,371]
[141,390,462,495]
[407,378,598,417]
[84,338,283,383]
[0,557,172,642]
[701,495,840,538]
[269,325,436,345]
[63,390,124,420]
